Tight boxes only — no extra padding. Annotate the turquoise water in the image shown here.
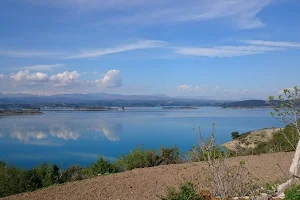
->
[0,107,283,168]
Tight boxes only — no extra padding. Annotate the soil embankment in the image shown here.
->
[2,152,294,200]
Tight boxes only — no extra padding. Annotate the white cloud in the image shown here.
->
[224,89,249,94]
[176,45,282,58]
[49,71,81,86]
[2,68,123,94]
[91,69,122,88]
[195,86,202,92]
[32,0,271,30]
[178,85,203,92]
[245,40,300,48]
[10,70,48,82]
[278,87,295,95]
[24,64,65,71]
[65,40,166,59]
[106,0,271,30]
[0,74,4,80]
[178,85,193,92]
[175,39,300,58]
[0,49,65,58]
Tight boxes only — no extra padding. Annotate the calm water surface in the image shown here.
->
[0,107,283,168]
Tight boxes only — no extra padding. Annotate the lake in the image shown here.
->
[0,107,283,169]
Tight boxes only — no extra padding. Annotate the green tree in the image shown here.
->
[231,131,239,140]
[269,86,300,195]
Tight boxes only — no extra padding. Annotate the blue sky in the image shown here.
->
[0,0,300,99]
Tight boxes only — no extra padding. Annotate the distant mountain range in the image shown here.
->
[0,92,275,108]
[0,92,230,107]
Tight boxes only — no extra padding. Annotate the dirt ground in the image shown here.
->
[2,152,294,200]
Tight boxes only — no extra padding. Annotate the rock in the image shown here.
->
[276,179,294,196]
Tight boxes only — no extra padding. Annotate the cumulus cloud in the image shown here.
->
[49,71,81,86]
[0,74,4,80]
[178,85,193,92]
[2,69,123,94]
[24,64,65,71]
[10,70,48,82]
[178,85,203,92]
[91,69,122,88]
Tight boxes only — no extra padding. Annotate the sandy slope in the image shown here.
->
[2,152,294,200]
[222,128,282,152]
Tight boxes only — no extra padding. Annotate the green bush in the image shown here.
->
[37,163,60,187]
[285,184,300,200]
[82,157,116,178]
[116,148,159,171]
[60,165,83,183]
[90,157,116,175]
[0,163,23,197]
[231,131,239,140]
[159,147,181,165]
[160,182,204,200]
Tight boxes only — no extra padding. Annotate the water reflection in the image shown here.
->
[0,116,123,145]
[0,108,284,168]
[50,125,79,141]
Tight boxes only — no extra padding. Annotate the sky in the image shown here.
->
[0,0,300,100]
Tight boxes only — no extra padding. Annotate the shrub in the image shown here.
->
[160,182,203,200]
[285,184,300,200]
[21,169,44,192]
[60,165,83,183]
[37,163,60,187]
[116,148,159,171]
[83,157,116,178]
[190,143,224,162]
[159,147,181,165]
[231,131,239,140]
[0,163,23,197]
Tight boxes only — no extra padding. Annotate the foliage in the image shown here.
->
[81,157,117,178]
[60,165,83,183]
[231,131,239,140]
[285,184,300,200]
[0,163,60,198]
[160,182,203,200]
[115,147,181,172]
[269,86,300,150]
[0,147,183,198]
[159,146,181,165]
[115,148,159,171]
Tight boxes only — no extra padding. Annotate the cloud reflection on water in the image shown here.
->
[0,116,122,145]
